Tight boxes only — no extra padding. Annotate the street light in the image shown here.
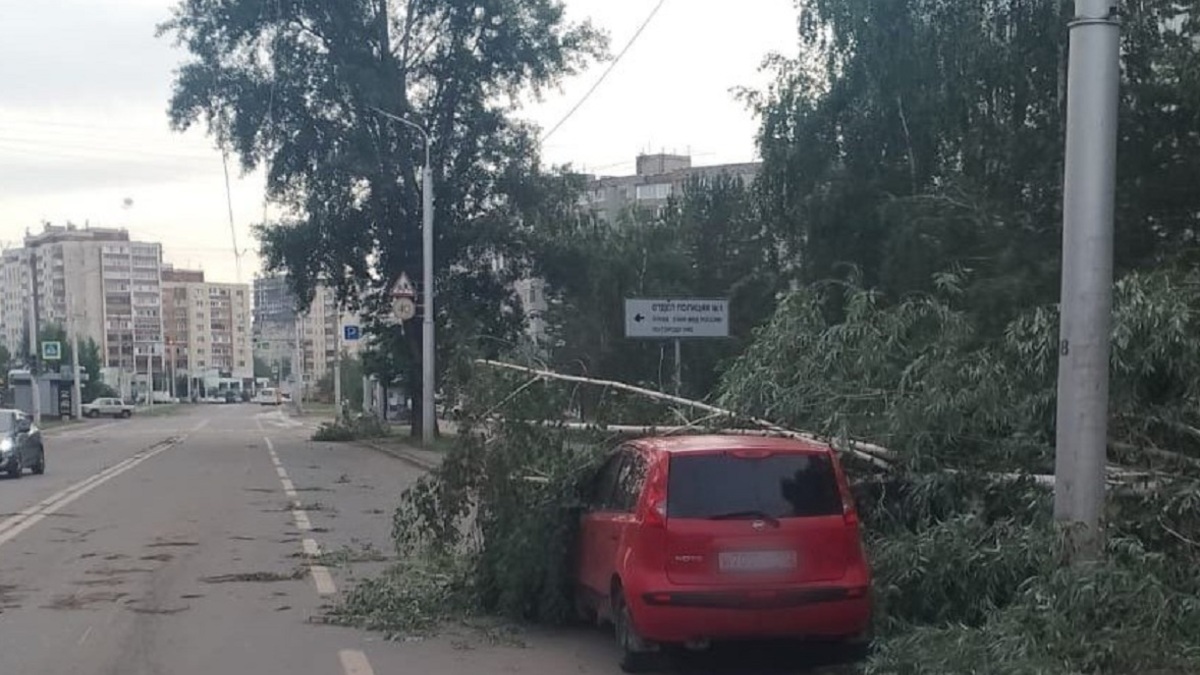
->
[371,106,436,446]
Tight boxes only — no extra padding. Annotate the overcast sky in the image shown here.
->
[0,0,798,284]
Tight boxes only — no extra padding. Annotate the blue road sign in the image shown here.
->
[343,325,361,341]
[41,341,62,361]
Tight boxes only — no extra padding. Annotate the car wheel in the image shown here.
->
[614,589,659,673]
[86,410,98,418]
[7,455,22,479]
[121,410,132,418]
[31,450,44,476]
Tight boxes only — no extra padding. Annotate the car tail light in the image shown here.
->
[641,464,668,528]
[831,453,860,526]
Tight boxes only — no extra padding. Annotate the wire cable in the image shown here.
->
[540,0,667,144]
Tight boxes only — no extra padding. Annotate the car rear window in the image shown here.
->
[667,452,842,519]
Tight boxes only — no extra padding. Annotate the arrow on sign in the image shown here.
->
[635,314,645,322]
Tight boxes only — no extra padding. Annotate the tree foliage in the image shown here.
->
[749,0,1200,331]
[36,324,105,401]
[535,175,782,402]
[160,0,606,434]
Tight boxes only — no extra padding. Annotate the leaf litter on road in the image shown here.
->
[199,567,308,584]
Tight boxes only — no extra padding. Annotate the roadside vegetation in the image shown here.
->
[164,0,1200,671]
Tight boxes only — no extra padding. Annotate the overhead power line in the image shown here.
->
[540,0,667,144]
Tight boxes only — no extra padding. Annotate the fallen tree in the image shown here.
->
[328,268,1200,674]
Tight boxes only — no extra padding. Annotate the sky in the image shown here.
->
[0,0,799,285]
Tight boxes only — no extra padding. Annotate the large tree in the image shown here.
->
[160,0,605,435]
[750,0,1200,332]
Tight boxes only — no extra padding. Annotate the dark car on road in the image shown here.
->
[0,409,46,478]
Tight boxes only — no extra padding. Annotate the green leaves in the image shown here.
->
[162,0,606,436]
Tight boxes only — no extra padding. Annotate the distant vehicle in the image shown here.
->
[82,397,134,419]
[0,409,46,478]
[574,435,872,672]
[255,388,282,406]
[223,390,239,404]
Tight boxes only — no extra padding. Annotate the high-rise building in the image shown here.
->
[162,266,253,396]
[0,247,32,358]
[0,224,164,396]
[252,274,360,394]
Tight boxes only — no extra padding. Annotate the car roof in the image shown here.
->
[630,434,833,455]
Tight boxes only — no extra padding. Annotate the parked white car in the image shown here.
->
[82,397,135,419]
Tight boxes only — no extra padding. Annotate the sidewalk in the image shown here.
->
[357,437,445,471]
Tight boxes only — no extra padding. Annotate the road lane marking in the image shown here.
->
[0,438,183,549]
[266,437,346,602]
[339,649,376,675]
[311,565,337,595]
[190,419,210,433]
[0,451,151,538]
[292,510,312,531]
[77,625,93,646]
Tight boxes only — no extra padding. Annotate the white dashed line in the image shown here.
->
[311,565,337,595]
[292,509,312,531]
[339,649,376,675]
[302,538,321,556]
[190,419,210,433]
[262,436,345,620]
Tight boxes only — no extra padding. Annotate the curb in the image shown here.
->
[358,440,441,471]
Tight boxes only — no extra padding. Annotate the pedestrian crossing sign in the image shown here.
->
[41,341,62,361]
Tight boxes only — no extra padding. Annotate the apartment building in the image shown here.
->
[0,225,165,393]
[252,274,360,392]
[98,236,164,393]
[162,266,253,394]
[0,247,32,357]
[581,153,761,223]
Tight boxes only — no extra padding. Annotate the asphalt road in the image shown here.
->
[0,405,856,675]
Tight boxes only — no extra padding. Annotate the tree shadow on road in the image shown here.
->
[664,641,863,675]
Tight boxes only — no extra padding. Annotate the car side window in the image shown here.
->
[588,452,624,511]
[613,449,648,513]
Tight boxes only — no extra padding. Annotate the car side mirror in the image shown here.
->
[15,419,31,433]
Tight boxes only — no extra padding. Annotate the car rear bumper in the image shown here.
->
[629,585,871,643]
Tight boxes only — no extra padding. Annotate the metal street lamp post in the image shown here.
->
[372,106,436,447]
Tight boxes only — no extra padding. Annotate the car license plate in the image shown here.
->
[718,550,797,572]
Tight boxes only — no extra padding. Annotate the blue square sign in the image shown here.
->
[343,325,361,341]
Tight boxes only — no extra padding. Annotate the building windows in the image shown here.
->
[635,183,672,201]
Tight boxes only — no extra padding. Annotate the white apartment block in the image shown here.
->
[0,247,32,358]
[0,224,166,395]
[162,267,253,393]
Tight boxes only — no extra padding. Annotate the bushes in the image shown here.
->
[390,420,608,625]
[312,414,389,442]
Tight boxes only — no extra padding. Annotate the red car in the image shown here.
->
[574,435,872,672]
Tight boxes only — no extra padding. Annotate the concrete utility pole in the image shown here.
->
[25,295,40,424]
[333,314,342,417]
[71,324,81,419]
[371,106,436,446]
[1053,0,1121,563]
